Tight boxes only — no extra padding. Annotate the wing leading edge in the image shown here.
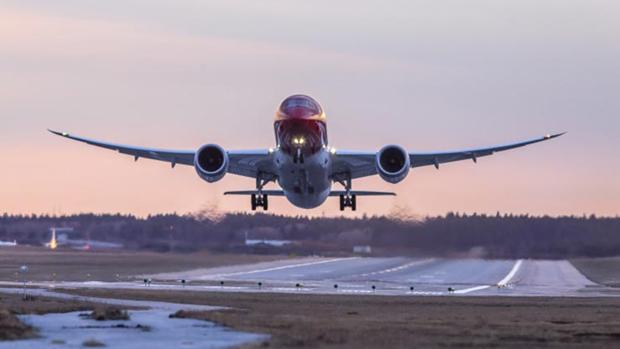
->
[48,129,195,167]
[49,129,564,182]
[409,132,565,169]
[47,129,275,178]
[331,132,565,179]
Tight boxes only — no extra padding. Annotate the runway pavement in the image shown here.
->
[141,257,616,297]
[4,257,615,297]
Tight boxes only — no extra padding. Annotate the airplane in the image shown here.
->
[0,240,17,247]
[49,94,563,211]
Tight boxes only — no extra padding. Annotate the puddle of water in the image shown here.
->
[3,310,266,349]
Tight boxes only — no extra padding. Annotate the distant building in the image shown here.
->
[245,239,291,247]
[0,240,17,247]
[244,230,291,247]
[46,227,123,250]
[353,245,372,254]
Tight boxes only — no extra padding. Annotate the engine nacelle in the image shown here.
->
[194,144,228,183]
[376,145,410,183]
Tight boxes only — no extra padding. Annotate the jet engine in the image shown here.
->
[376,145,410,183]
[194,144,228,182]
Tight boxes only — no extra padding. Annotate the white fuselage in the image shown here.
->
[274,148,332,208]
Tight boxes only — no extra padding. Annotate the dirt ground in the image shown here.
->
[0,292,100,315]
[571,257,620,287]
[0,308,34,341]
[60,288,620,348]
[0,246,286,282]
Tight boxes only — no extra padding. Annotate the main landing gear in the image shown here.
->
[251,194,268,211]
[339,194,356,211]
[336,175,356,211]
[251,173,275,211]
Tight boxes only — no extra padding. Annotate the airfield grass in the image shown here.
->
[571,257,620,287]
[0,246,285,282]
[60,288,620,348]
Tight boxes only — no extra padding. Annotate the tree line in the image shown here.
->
[0,211,618,258]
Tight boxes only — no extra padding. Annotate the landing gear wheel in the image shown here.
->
[339,194,357,211]
[251,194,268,211]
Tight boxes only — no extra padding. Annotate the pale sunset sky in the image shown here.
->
[1,1,618,217]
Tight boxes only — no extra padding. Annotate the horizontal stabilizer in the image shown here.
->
[224,190,286,196]
[224,190,395,197]
[329,191,396,196]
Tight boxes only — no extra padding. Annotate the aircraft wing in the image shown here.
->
[332,133,564,180]
[48,130,275,178]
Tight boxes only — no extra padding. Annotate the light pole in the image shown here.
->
[19,265,29,299]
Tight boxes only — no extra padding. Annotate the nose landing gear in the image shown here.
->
[293,148,304,164]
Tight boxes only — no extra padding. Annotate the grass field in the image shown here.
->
[0,246,286,282]
[60,288,620,348]
[571,257,620,287]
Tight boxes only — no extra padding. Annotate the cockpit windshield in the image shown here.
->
[279,95,322,115]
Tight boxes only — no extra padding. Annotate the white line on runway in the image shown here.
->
[355,259,435,278]
[411,291,443,296]
[205,257,359,279]
[340,289,374,294]
[454,259,523,295]
[453,285,491,294]
[497,259,523,286]
[272,287,312,292]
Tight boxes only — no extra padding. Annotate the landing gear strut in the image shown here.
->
[337,175,356,211]
[293,148,304,164]
[251,194,268,211]
[251,173,275,211]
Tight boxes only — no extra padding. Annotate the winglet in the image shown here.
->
[48,129,69,137]
[544,132,566,140]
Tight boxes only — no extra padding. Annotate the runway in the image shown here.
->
[5,257,615,297]
[141,257,616,297]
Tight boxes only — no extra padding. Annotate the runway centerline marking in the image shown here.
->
[353,259,436,278]
[454,259,524,295]
[205,257,359,279]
